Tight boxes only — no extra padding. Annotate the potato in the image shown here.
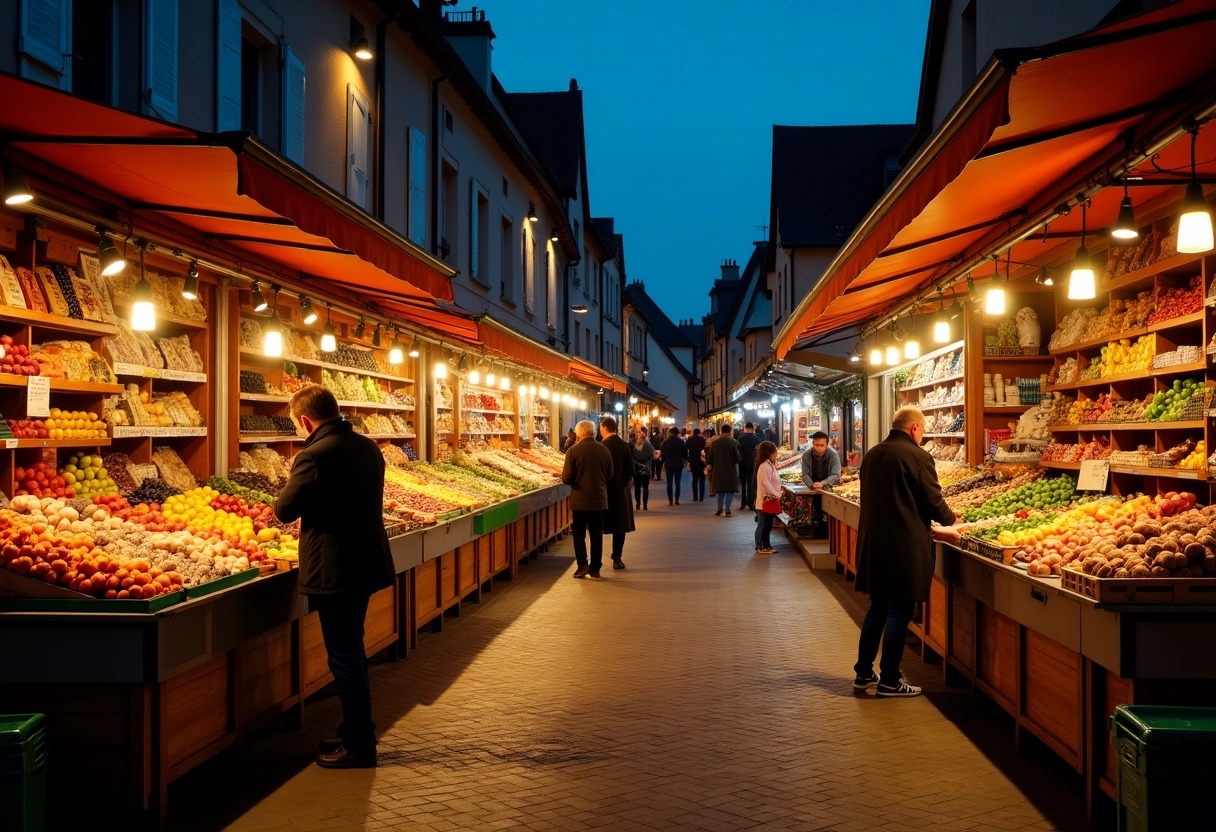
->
[1154,552,1176,568]
[1115,567,1130,578]
[1175,552,1190,569]
[1132,565,1152,578]
[1185,543,1206,562]
[1096,563,1114,578]
[1128,533,1146,546]
[1152,566,1171,577]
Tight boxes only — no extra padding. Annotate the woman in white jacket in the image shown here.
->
[754,441,781,554]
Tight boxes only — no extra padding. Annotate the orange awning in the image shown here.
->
[776,0,1216,356]
[568,358,627,394]
[0,72,455,306]
[477,321,571,377]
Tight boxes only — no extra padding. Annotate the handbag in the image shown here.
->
[761,495,782,515]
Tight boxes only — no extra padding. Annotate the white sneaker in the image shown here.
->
[876,680,922,697]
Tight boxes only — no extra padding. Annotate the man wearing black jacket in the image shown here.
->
[685,428,707,502]
[736,422,763,510]
[660,427,688,505]
[275,385,394,768]
[599,416,635,570]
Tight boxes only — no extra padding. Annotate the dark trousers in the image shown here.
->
[610,531,626,559]
[652,457,662,479]
[754,510,775,549]
[854,597,916,686]
[738,466,754,509]
[690,466,706,500]
[633,472,649,507]
[665,467,682,502]
[313,593,375,755]
[572,509,604,571]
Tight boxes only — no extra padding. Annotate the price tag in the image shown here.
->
[1178,471,1199,480]
[163,369,188,381]
[1077,459,1110,492]
[4,439,17,449]
[26,375,50,417]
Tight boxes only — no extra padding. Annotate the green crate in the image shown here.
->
[1110,705,1216,831]
[0,714,47,832]
[184,567,260,599]
[474,500,519,535]
[0,588,185,614]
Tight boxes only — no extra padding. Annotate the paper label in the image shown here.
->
[4,439,17,449]
[26,375,50,417]
[1077,460,1110,492]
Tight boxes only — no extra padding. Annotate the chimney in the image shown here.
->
[720,259,740,281]
[438,6,496,91]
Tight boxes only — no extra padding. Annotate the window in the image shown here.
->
[574,321,581,357]
[281,44,305,164]
[595,334,600,362]
[546,244,557,329]
[501,177,508,197]
[586,329,591,359]
[70,1,111,103]
[523,228,535,313]
[408,128,426,245]
[347,85,372,211]
[444,108,454,133]
[20,0,72,90]
[469,179,489,285]
[584,257,592,298]
[500,216,515,302]
[241,36,260,133]
[440,157,458,262]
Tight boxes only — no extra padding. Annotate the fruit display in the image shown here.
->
[151,446,198,493]
[0,336,39,376]
[468,448,558,484]
[59,454,118,497]
[237,448,292,483]
[128,478,179,505]
[1048,292,1154,351]
[1050,358,1079,386]
[1058,493,1215,579]
[15,462,73,499]
[432,461,524,497]
[515,445,565,476]
[1041,437,1112,462]
[1099,336,1154,377]
[1179,441,1206,469]
[380,443,411,464]
[902,348,963,388]
[205,475,277,507]
[45,408,107,440]
[6,419,48,440]
[224,468,283,497]
[1144,378,1206,421]
[961,475,1077,522]
[330,343,381,374]
[30,340,115,383]
[462,392,503,411]
[320,368,388,404]
[1146,276,1203,324]
[435,411,455,433]
[923,439,967,461]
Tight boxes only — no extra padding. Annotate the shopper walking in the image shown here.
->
[561,420,613,579]
[686,428,707,502]
[754,440,782,554]
[275,385,394,769]
[660,426,688,505]
[853,407,958,698]
[705,424,718,498]
[562,428,577,453]
[736,422,763,511]
[599,416,635,570]
[705,422,741,516]
[631,430,653,510]
[650,427,664,480]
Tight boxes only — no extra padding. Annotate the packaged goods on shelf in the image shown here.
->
[435,411,454,433]
[331,343,381,373]
[102,452,140,495]
[434,381,454,409]
[286,328,319,360]
[1048,293,1155,351]
[47,264,86,319]
[238,448,292,481]
[158,335,205,373]
[108,266,206,321]
[1152,346,1202,368]
[1146,275,1203,324]
[34,266,71,316]
[240,370,269,394]
[239,318,262,348]
[1042,437,1112,462]
[29,340,115,383]
[1109,447,1154,467]
[152,446,198,493]
[13,266,48,312]
[380,444,410,464]
[0,255,28,308]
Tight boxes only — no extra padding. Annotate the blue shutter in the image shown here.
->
[216,0,242,131]
[19,0,71,88]
[408,128,427,246]
[468,179,479,282]
[144,0,178,122]
[281,44,306,164]
[347,86,371,210]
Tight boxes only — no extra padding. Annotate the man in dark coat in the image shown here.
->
[650,426,664,480]
[736,422,763,511]
[599,416,635,570]
[853,407,957,698]
[705,423,741,516]
[561,419,613,579]
[685,428,708,502]
[275,385,394,768]
[659,427,688,505]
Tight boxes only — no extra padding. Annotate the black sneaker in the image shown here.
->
[876,680,922,698]
[852,672,879,690]
[612,558,625,570]
[588,572,601,580]
[675,500,680,505]
[573,566,590,579]
[725,510,732,517]
[714,509,722,516]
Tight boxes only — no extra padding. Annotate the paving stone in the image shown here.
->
[169,498,1094,831]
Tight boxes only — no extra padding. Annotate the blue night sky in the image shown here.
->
[473,0,931,325]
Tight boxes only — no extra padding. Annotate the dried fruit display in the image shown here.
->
[1146,276,1203,324]
[151,447,198,492]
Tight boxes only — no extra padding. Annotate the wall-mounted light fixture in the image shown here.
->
[351,38,373,60]
[2,164,33,205]
[527,202,538,223]
[96,229,125,276]
[182,262,199,300]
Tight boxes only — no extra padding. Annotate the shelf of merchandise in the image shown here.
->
[980,354,1053,363]
[462,408,515,415]
[2,437,111,449]
[0,305,120,336]
[238,391,415,412]
[1050,329,1151,356]
[1040,459,1206,480]
[112,363,207,383]
[916,400,964,413]
[112,426,207,438]
[238,434,304,444]
[1045,361,1206,392]
[1049,420,1205,432]
[112,302,207,331]
[237,346,413,384]
[459,430,516,436]
[984,404,1034,413]
[897,371,965,394]
[0,374,123,394]
[924,432,964,439]
[1147,309,1205,333]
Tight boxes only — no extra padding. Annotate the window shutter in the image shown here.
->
[547,247,557,329]
[281,44,306,164]
[347,86,371,210]
[408,128,427,246]
[19,0,70,86]
[143,0,179,121]
[468,179,479,282]
[523,230,534,313]
[215,0,242,131]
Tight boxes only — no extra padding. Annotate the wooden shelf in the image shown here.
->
[238,434,304,444]
[1040,460,1204,480]
[238,347,414,384]
[459,430,517,435]
[364,434,417,440]
[897,372,965,394]
[1049,420,1204,431]
[924,432,964,439]
[1050,328,1150,356]
[984,405,1033,413]
[1101,252,1204,294]
[1047,362,1207,392]
[238,392,415,412]
[112,302,207,331]
[0,305,119,337]
[916,400,964,413]
[112,363,206,383]
[0,375,123,394]
[111,426,207,438]
[1040,461,1082,470]
[981,354,1052,362]
[239,392,288,403]
[460,408,516,415]
[1148,310,1205,332]
[3,437,111,449]
[1151,360,1207,377]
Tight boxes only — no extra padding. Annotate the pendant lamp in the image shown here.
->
[932,290,951,343]
[131,241,156,332]
[984,258,1006,315]
[1111,176,1139,242]
[1068,202,1096,300]
[903,315,920,360]
[388,328,404,365]
[263,286,283,357]
[868,336,883,367]
[1178,126,1213,254]
[320,303,336,352]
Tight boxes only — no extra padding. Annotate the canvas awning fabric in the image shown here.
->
[0,71,458,312]
[775,0,1216,357]
[568,358,628,394]
[477,320,571,377]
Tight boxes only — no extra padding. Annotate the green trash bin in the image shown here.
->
[0,714,47,832]
[1110,705,1216,832]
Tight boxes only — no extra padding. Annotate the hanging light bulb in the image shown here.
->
[539,385,549,400]
[885,344,900,366]
[614,402,623,412]
[485,364,497,386]
[2,164,33,205]
[1179,125,1214,254]
[263,286,283,357]
[408,336,420,358]
[131,241,156,331]
[1111,176,1139,242]
[320,303,336,352]
[371,322,382,348]
[903,315,920,360]
[932,291,951,344]
[1034,267,1054,287]
[868,336,883,366]
[434,359,447,378]
[354,316,366,339]
[984,258,1006,315]
[1069,202,1096,300]
[469,361,481,385]
[250,280,268,312]
[182,262,200,300]
[579,400,586,410]
[500,375,511,391]
[388,328,404,365]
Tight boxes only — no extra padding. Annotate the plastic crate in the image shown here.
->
[0,714,47,832]
[1110,705,1216,831]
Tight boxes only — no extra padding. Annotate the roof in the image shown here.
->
[502,89,584,200]
[624,282,697,349]
[771,123,915,247]
[591,217,618,257]
[679,321,704,350]
[727,243,769,338]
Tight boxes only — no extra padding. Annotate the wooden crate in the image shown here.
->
[977,606,1018,715]
[457,542,478,598]
[1021,628,1084,772]
[414,558,440,627]
[161,652,233,780]
[364,585,397,653]
[1061,568,1216,604]
[439,549,458,610]
[236,621,296,732]
[300,611,331,696]
[512,518,529,558]
[491,526,509,573]
[924,575,948,655]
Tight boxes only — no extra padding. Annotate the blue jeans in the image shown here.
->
[666,467,682,502]
[313,593,375,755]
[716,491,734,512]
[854,597,916,687]
[754,510,774,548]
[690,466,706,500]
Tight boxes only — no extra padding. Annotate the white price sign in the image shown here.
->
[26,375,50,418]
[1077,460,1110,492]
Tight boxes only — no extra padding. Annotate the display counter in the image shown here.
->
[823,496,1216,814]
[780,482,828,537]
[0,484,571,827]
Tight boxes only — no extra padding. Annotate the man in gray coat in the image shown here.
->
[561,419,613,579]
[853,407,957,697]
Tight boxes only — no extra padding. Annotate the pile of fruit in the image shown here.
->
[0,336,40,376]
[1098,336,1154,377]
[59,454,118,498]
[1048,293,1155,351]
[1060,493,1216,579]
[1146,276,1203,324]
[15,462,74,499]
[1041,437,1112,463]
[45,408,107,440]
[1179,441,1206,469]
[1143,379,1205,421]
[6,419,47,440]
[1051,358,1078,386]
[462,393,502,410]
[959,473,1073,521]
